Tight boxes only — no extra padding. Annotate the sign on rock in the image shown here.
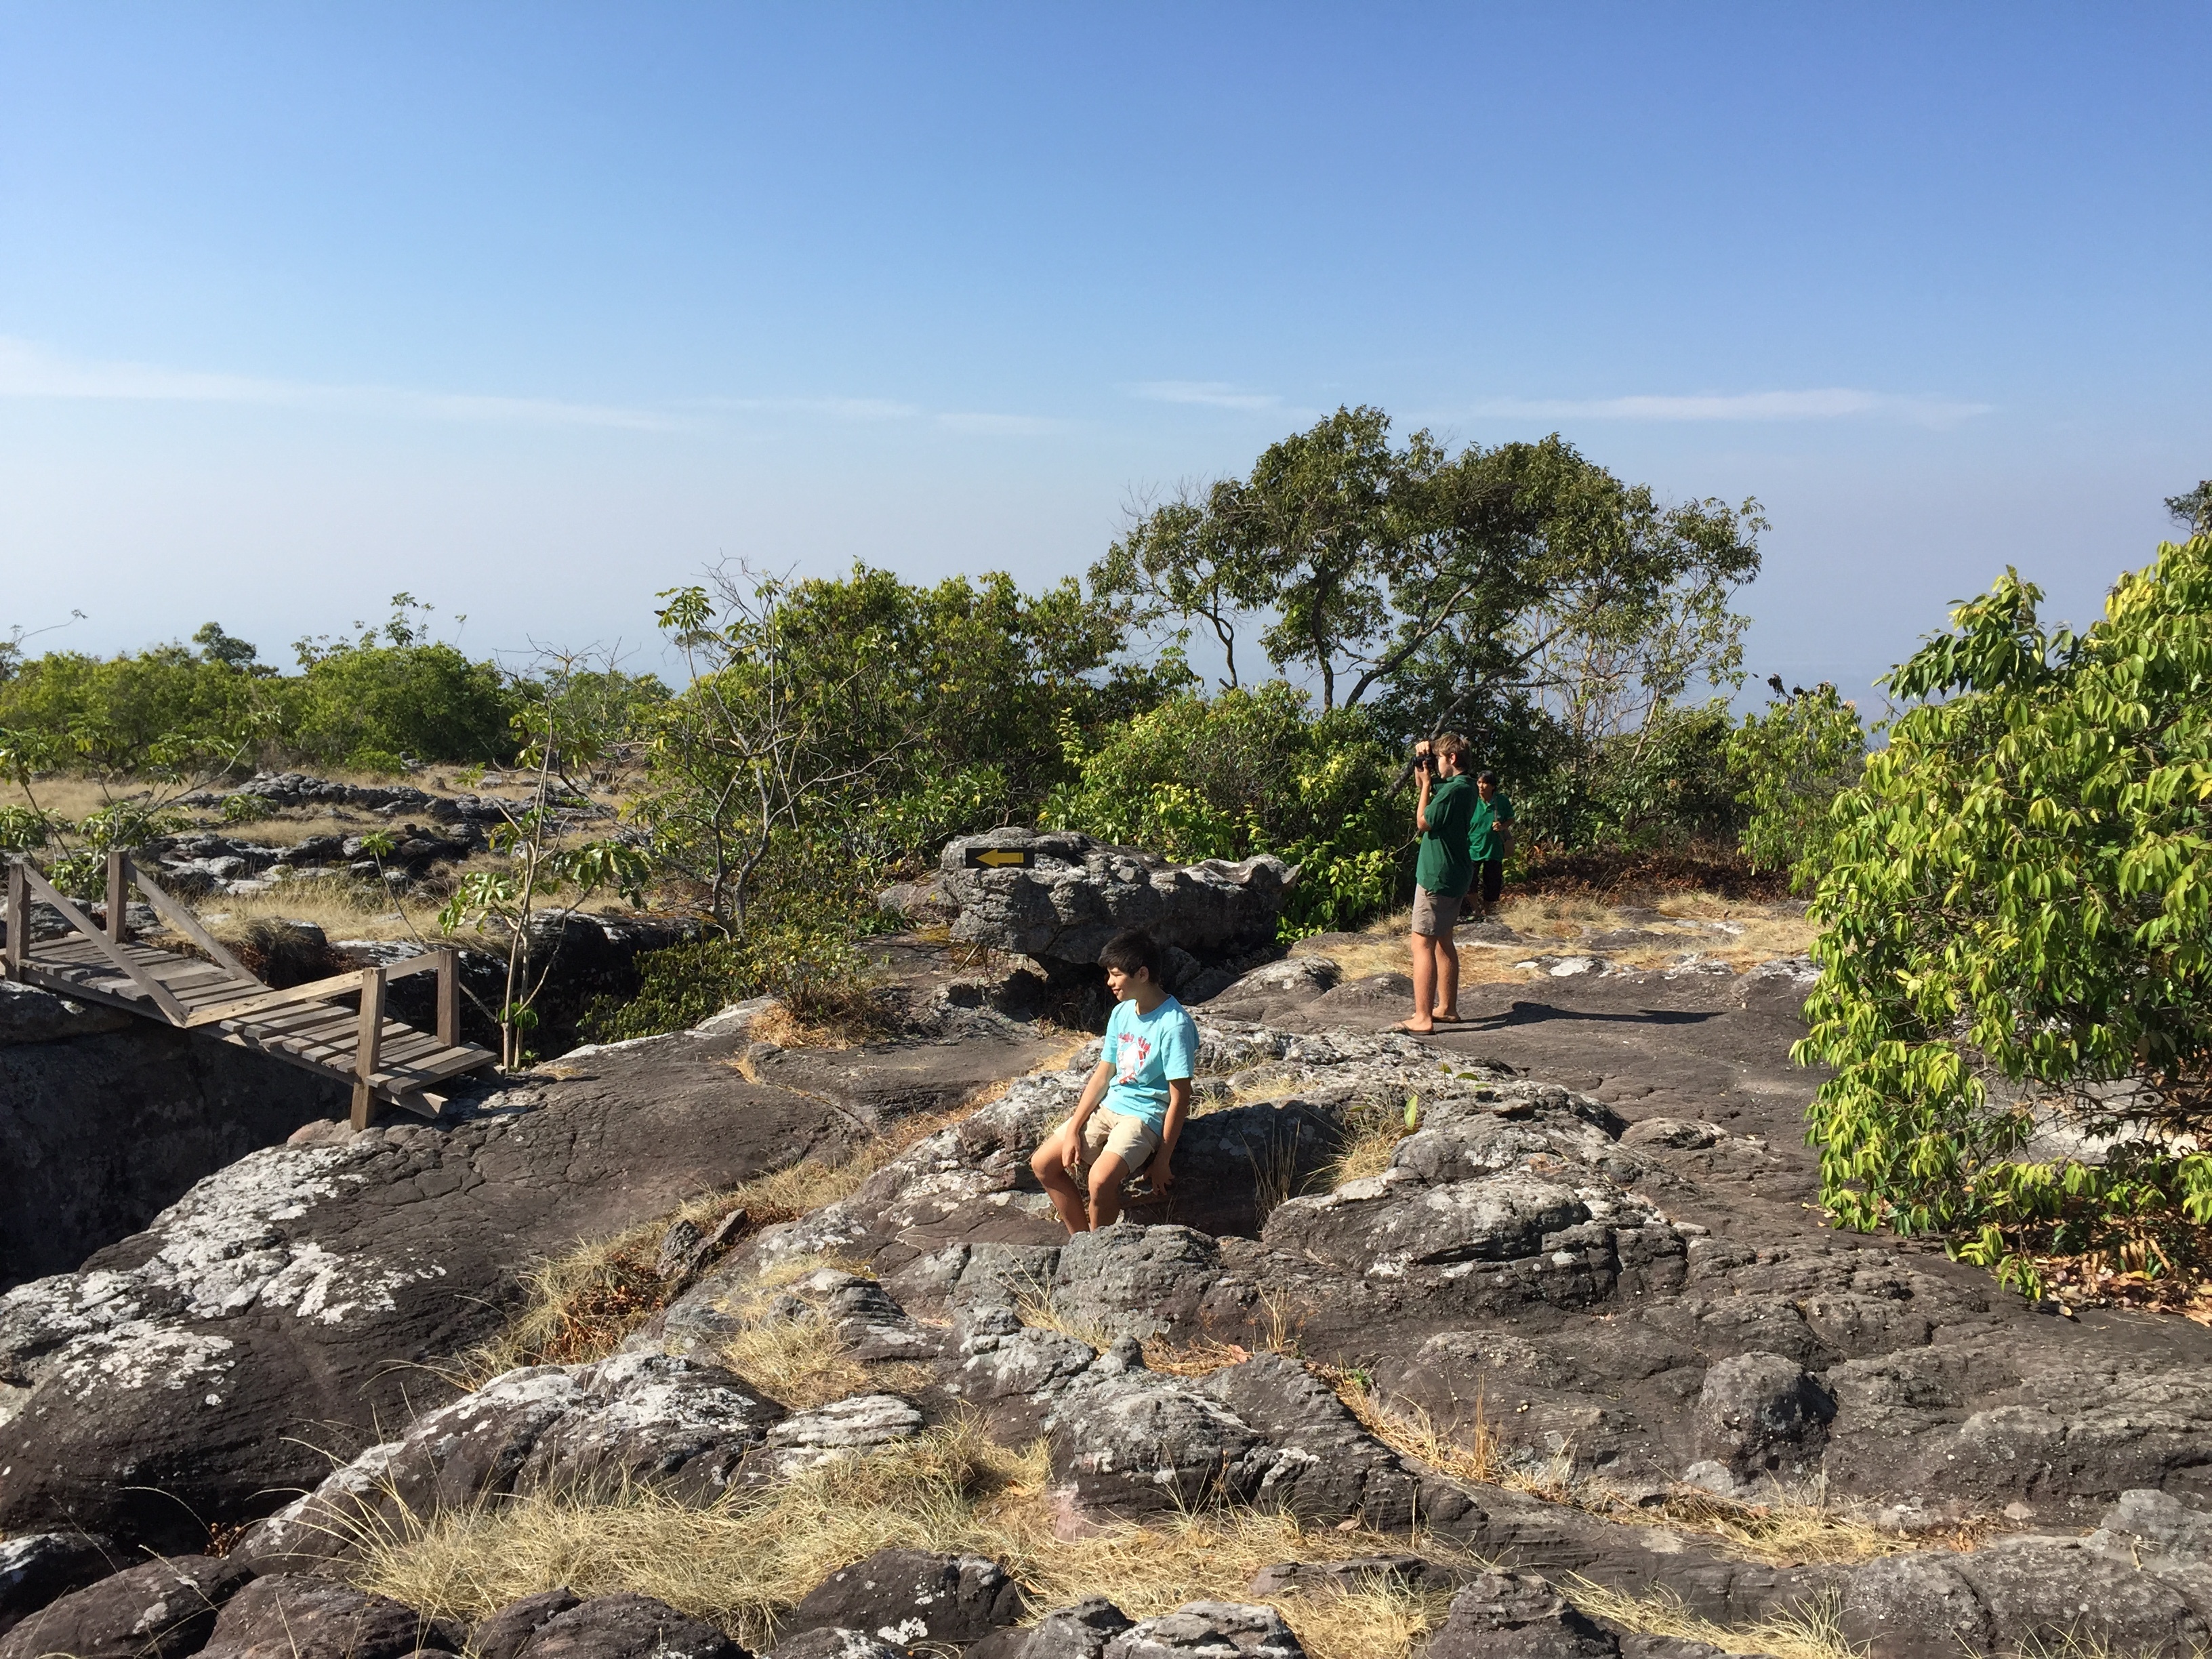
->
[964,847,1034,869]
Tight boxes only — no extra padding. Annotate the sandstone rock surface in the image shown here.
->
[0,1015,1055,1552]
[939,830,1294,970]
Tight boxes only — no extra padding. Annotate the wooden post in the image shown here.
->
[3,859,25,978]
[106,851,126,943]
[435,947,458,1047]
[350,966,386,1131]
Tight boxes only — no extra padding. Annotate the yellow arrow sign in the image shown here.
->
[966,846,1035,869]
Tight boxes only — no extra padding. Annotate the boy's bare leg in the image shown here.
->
[1405,926,1437,1033]
[1031,1135,1093,1233]
[1433,933,1461,1021]
[1086,1151,1132,1228]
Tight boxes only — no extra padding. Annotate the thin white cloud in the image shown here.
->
[697,394,923,422]
[0,335,1077,441]
[0,336,680,430]
[1126,380,1286,412]
[1460,388,1993,430]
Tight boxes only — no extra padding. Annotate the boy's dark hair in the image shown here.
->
[1099,928,1166,983]
[1476,770,1498,788]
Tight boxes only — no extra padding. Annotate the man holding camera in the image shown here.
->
[1401,732,1475,1034]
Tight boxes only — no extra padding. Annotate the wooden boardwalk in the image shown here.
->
[4,851,495,1127]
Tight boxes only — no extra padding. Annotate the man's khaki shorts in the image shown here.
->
[1075,1107,1162,1180]
[1410,885,1462,938]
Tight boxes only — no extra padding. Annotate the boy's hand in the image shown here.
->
[1151,1151,1175,1191]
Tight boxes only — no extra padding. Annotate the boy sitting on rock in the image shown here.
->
[1031,928,1200,1234]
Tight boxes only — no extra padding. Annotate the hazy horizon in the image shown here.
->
[4,4,2205,705]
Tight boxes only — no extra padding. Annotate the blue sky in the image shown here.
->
[3,3,2205,705]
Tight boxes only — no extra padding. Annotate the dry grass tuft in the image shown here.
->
[349,1417,1037,1652]
[1601,1484,1914,1568]
[470,1107,973,1380]
[347,1418,1489,1659]
[1286,891,1814,986]
[1322,1370,1919,1569]
[710,1252,930,1409]
[1324,1111,1409,1188]
[1563,1580,1862,1659]
[466,1188,755,1378]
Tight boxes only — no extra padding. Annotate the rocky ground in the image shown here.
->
[4,853,2212,1658]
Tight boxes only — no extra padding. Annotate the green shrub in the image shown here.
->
[1797,537,2212,1294]
[1727,683,1867,886]
[0,647,268,775]
[1046,683,1401,935]
[285,641,516,768]
[579,926,869,1045]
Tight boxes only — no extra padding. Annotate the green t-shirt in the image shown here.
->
[1414,772,1476,897]
[1469,791,1515,863]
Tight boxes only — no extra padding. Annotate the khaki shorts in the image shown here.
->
[1410,885,1462,938]
[1075,1107,1162,1179]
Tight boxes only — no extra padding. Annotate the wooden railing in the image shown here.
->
[4,849,466,1128]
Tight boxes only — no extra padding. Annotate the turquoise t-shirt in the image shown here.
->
[1101,994,1200,1131]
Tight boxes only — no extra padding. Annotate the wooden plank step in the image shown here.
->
[234,1004,359,1041]
[167,972,268,1005]
[373,1046,497,1086]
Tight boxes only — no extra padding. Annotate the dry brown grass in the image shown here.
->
[1322,1370,1919,1570]
[471,1107,976,1380]
[1289,909,1522,988]
[710,1252,932,1408]
[346,1417,1489,1659]
[1563,1579,1861,1659]
[466,1187,760,1378]
[1287,891,1814,985]
[1324,1111,1410,1187]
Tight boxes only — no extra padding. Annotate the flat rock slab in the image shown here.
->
[0,1020,1050,1552]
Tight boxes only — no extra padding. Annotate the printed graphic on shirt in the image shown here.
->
[1115,1032,1152,1084]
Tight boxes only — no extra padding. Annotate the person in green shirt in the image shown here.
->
[1401,731,1475,1034]
[1467,771,1515,920]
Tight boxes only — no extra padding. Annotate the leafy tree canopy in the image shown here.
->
[1727,682,1868,886]
[1091,407,1765,753]
[1797,535,2212,1292]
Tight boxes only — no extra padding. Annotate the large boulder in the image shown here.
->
[967,1599,1133,1659]
[1839,1532,2212,1659]
[469,1589,583,1659]
[0,1555,253,1659]
[0,1017,964,1553]
[783,1549,1025,1650]
[1421,1570,1618,1659]
[1,1011,348,1290]
[0,1534,119,1639]
[1100,1602,1304,1658]
[239,1353,785,1568]
[938,831,1294,970]
[195,1574,460,1659]
[512,1594,748,1659]
[1694,1351,1835,1480]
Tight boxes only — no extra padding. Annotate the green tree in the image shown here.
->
[1092,409,1764,757]
[1727,682,1868,884]
[2167,478,2211,537]
[192,621,264,673]
[0,646,271,777]
[286,596,516,769]
[1796,537,2212,1293]
[437,647,649,1067]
